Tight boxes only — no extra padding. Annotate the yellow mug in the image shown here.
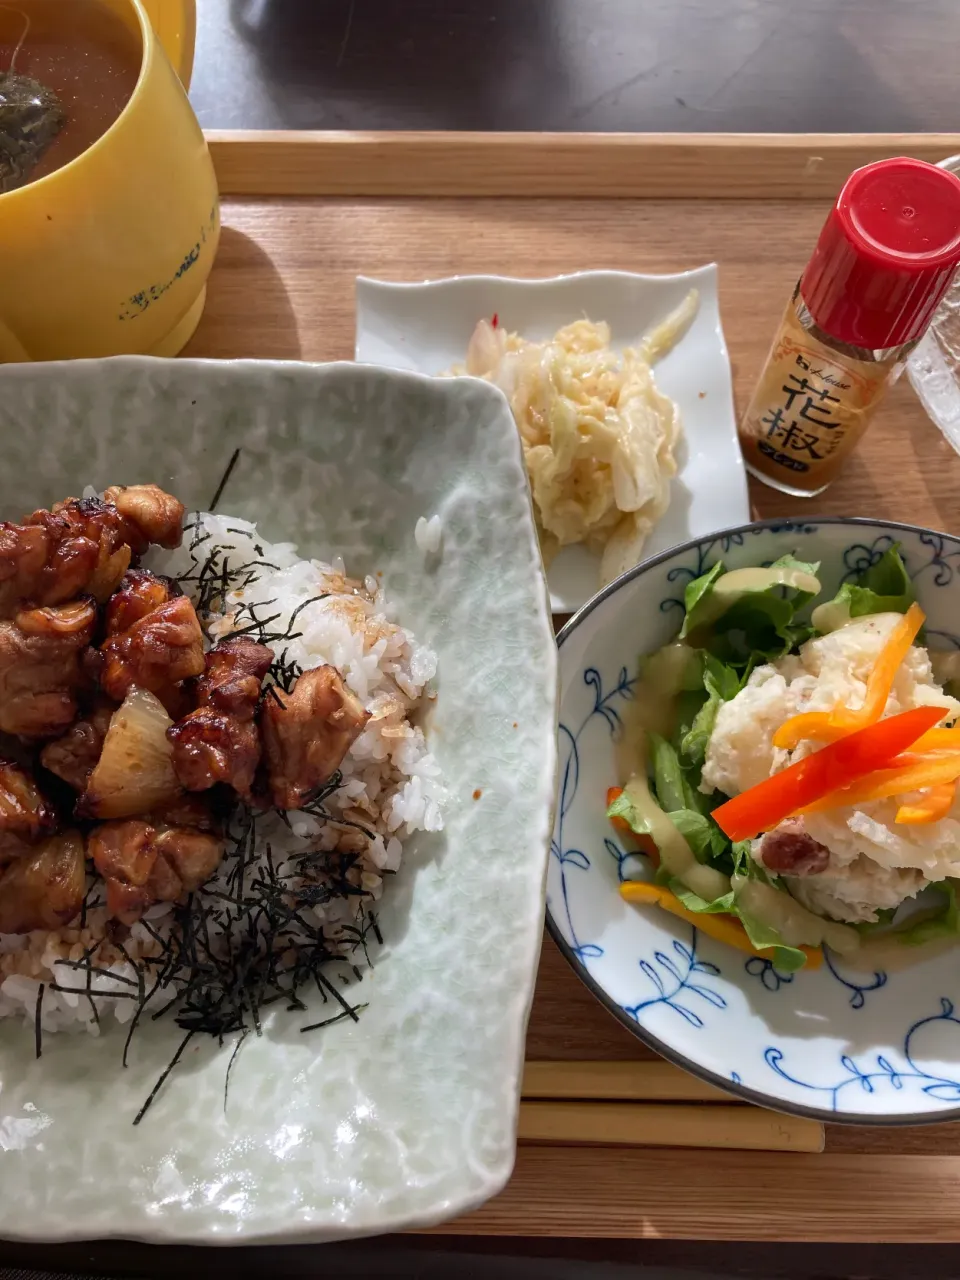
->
[0,0,219,362]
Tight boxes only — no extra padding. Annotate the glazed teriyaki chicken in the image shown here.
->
[0,486,370,934]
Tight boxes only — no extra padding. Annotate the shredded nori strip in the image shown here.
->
[49,983,136,999]
[34,983,44,1059]
[300,1003,369,1034]
[133,1030,196,1126]
[208,448,241,512]
[54,958,139,987]
[286,594,331,631]
[223,1028,249,1113]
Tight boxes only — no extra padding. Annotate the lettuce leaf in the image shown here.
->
[813,545,914,633]
[892,881,958,947]
[736,910,809,972]
[680,562,724,624]
[842,544,914,618]
[679,653,745,767]
[669,879,736,914]
[607,789,726,864]
[649,731,709,815]
[679,555,821,666]
[607,786,643,829]
[668,877,809,971]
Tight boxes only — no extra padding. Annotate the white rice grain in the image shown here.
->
[415,514,442,554]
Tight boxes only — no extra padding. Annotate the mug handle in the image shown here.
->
[139,0,196,88]
[0,317,31,362]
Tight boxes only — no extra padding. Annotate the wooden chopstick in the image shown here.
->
[522,1059,731,1103]
[517,1100,824,1154]
[519,1063,825,1153]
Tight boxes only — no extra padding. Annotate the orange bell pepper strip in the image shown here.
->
[896,782,957,825]
[800,749,960,815]
[619,881,823,968]
[911,724,960,753]
[712,704,944,841]
[606,787,660,864]
[772,603,926,750]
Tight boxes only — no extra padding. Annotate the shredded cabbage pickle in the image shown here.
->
[460,292,697,585]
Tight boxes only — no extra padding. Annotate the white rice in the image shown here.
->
[0,512,443,1037]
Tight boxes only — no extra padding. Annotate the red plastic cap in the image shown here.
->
[800,157,960,349]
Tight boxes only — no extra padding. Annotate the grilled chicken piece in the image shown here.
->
[40,498,135,602]
[0,487,185,620]
[88,820,156,922]
[104,569,178,636]
[261,665,370,810]
[0,760,56,863]
[11,497,131,615]
[0,760,55,842]
[0,600,97,738]
[40,701,115,792]
[151,792,222,832]
[89,818,155,888]
[0,830,85,933]
[90,816,224,924]
[0,523,49,607]
[0,519,98,617]
[168,709,261,799]
[102,485,185,550]
[154,825,223,891]
[100,596,205,704]
[199,637,273,715]
[40,494,148,556]
[168,637,273,799]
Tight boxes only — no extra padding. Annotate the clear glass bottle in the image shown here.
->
[739,157,960,497]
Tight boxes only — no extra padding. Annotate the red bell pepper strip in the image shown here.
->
[712,704,944,842]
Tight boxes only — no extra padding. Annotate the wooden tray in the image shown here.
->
[186,131,960,1244]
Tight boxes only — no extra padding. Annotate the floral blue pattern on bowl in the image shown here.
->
[549,518,960,1123]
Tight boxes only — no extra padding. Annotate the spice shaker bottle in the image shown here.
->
[738,157,960,496]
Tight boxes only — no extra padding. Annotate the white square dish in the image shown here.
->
[355,269,749,613]
[0,358,557,1244]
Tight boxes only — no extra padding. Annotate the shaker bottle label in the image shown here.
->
[738,303,896,492]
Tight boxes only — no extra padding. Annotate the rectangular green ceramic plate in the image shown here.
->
[0,357,557,1244]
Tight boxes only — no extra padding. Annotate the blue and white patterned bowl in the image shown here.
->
[549,518,960,1123]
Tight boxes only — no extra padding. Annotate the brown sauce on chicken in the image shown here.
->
[168,636,272,799]
[0,485,375,933]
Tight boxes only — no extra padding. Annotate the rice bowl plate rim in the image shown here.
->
[551,513,960,1127]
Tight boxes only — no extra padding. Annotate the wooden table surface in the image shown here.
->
[4,112,960,1280]
[7,134,960,1279]
[182,185,960,1242]
[187,191,960,545]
